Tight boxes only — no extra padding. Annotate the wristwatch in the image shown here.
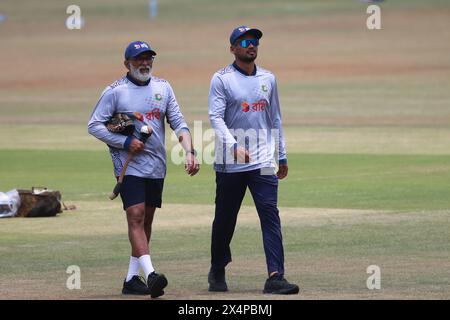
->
[187,149,197,156]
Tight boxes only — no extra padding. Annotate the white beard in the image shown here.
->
[130,64,152,82]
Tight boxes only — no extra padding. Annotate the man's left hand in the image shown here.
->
[185,153,200,176]
[277,164,288,179]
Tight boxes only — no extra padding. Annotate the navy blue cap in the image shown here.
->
[124,41,157,60]
[229,26,263,45]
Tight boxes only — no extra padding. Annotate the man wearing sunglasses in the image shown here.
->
[208,27,299,295]
[88,41,199,298]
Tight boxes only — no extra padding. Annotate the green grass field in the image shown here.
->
[1,150,449,210]
[0,0,449,299]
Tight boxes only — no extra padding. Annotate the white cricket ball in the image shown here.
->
[140,125,152,134]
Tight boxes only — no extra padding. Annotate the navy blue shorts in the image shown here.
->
[119,175,164,210]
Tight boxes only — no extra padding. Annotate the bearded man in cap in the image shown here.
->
[88,41,199,298]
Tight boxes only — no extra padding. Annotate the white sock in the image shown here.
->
[138,254,155,279]
[125,256,140,282]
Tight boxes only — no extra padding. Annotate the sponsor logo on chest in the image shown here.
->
[143,93,163,120]
[145,108,161,120]
[241,99,267,113]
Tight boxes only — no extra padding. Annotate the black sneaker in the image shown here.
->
[263,274,299,295]
[208,268,228,292]
[147,272,168,298]
[122,275,152,295]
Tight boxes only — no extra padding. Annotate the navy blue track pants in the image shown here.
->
[211,169,285,276]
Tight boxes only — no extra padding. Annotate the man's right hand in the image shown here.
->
[129,138,145,154]
[233,146,250,163]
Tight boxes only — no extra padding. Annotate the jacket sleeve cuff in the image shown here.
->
[279,158,288,165]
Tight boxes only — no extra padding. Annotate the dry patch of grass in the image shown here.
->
[0,202,448,300]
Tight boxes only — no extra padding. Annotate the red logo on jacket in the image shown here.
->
[241,102,250,113]
[145,108,161,120]
[241,99,267,113]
